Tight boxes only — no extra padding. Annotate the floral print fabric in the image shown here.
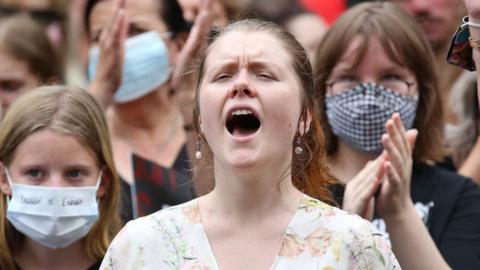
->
[100,195,400,269]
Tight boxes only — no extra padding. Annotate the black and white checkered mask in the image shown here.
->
[326,82,418,154]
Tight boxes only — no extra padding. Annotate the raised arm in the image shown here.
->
[88,0,128,109]
[377,114,450,270]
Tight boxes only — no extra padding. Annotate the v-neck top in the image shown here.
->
[100,195,400,269]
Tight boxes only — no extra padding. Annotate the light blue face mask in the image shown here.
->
[87,31,172,103]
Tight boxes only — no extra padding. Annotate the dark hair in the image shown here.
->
[314,2,445,162]
[192,19,337,203]
[84,0,189,37]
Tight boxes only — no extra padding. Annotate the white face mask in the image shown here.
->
[5,170,102,249]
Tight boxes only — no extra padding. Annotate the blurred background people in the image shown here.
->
[315,2,480,269]
[0,14,61,111]
[282,12,328,65]
[0,86,121,270]
[391,0,480,184]
[85,0,215,222]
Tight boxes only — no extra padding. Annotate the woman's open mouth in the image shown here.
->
[226,109,261,137]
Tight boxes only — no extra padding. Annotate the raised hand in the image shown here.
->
[342,156,386,221]
[171,0,213,92]
[89,0,128,109]
[376,113,418,220]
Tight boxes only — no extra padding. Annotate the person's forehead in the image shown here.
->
[205,30,292,67]
[92,0,161,20]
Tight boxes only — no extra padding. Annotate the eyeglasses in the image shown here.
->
[326,77,416,96]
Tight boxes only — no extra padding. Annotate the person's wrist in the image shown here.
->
[382,199,415,226]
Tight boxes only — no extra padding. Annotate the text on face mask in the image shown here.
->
[19,195,84,207]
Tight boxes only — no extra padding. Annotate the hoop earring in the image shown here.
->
[195,137,202,160]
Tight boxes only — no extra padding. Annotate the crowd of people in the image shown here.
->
[0,0,479,269]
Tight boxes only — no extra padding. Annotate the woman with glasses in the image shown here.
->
[315,2,480,270]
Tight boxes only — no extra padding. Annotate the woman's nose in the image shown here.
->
[229,70,257,98]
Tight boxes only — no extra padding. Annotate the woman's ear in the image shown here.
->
[0,162,12,196]
[298,109,312,135]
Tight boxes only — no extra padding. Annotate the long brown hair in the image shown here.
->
[0,86,121,270]
[192,19,337,203]
[314,2,445,162]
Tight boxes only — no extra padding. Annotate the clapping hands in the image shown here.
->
[343,113,418,221]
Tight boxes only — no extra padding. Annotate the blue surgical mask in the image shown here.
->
[87,31,172,103]
[326,83,418,154]
[6,170,102,249]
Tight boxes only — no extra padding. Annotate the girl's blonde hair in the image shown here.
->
[0,86,121,270]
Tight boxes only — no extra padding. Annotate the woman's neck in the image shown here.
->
[328,141,377,184]
[16,239,94,270]
[202,158,303,223]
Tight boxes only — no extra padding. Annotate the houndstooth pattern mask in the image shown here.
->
[326,82,418,154]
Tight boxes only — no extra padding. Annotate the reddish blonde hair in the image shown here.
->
[192,19,337,203]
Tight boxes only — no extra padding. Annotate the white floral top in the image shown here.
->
[100,195,400,269]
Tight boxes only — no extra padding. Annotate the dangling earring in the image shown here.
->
[195,138,202,160]
[294,135,303,155]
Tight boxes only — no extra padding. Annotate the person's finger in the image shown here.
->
[405,129,418,151]
[350,160,378,190]
[100,7,124,49]
[364,197,375,221]
[385,119,407,158]
[381,133,404,179]
[112,9,128,48]
[385,161,402,191]
[392,113,410,153]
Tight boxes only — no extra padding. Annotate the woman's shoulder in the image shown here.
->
[285,195,399,269]
[298,195,375,228]
[99,199,202,269]
[296,195,389,243]
[106,198,200,250]
[123,198,200,233]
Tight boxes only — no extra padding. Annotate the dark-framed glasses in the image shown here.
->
[326,77,416,96]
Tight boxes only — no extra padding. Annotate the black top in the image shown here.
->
[332,162,480,270]
[119,145,195,223]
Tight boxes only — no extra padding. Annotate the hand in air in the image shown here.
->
[89,0,128,108]
[376,113,418,221]
[343,155,386,221]
[171,0,214,92]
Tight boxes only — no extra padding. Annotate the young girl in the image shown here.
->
[100,19,399,269]
[0,86,121,270]
[315,2,480,269]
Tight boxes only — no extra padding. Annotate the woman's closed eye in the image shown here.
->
[256,72,276,81]
[213,73,232,82]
